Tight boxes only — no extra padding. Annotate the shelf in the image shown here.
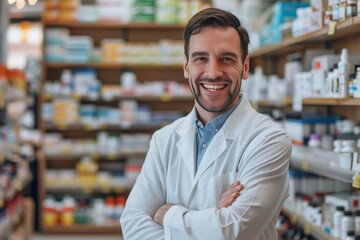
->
[281,207,337,240]
[291,145,354,183]
[43,62,183,70]
[255,97,293,108]
[42,225,121,234]
[44,122,168,132]
[45,150,147,161]
[302,97,360,106]
[254,97,360,107]
[46,184,131,194]
[43,20,184,30]
[42,94,193,103]
[251,16,360,58]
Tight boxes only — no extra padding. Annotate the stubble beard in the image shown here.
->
[189,75,242,113]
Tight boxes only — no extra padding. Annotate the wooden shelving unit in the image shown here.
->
[281,207,338,240]
[42,225,122,235]
[250,16,360,58]
[42,20,185,30]
[39,20,193,235]
[44,62,183,70]
[290,146,354,183]
[251,13,360,240]
[256,97,360,108]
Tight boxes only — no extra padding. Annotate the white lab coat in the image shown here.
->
[120,94,291,240]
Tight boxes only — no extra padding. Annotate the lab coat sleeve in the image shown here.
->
[163,130,291,240]
[120,132,166,240]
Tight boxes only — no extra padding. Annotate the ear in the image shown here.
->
[183,58,189,79]
[241,55,250,80]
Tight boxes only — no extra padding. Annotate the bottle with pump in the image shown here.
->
[338,48,351,97]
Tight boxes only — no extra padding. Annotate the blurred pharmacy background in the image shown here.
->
[1,0,360,239]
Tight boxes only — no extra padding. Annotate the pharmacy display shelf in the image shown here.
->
[0,203,24,240]
[255,97,293,108]
[44,122,167,132]
[45,150,147,162]
[302,97,360,106]
[43,20,184,30]
[42,94,193,103]
[42,224,122,235]
[45,184,132,194]
[281,207,337,240]
[44,62,183,70]
[290,145,354,183]
[250,16,360,58]
[255,97,360,108]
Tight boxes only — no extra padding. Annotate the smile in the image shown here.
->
[201,83,227,91]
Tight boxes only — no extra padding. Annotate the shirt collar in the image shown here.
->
[195,99,241,130]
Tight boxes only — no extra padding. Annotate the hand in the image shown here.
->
[154,204,172,226]
[217,181,244,209]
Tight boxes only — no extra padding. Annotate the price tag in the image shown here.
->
[106,154,117,161]
[83,124,93,131]
[303,223,311,235]
[160,94,171,102]
[114,186,125,193]
[71,94,81,100]
[290,214,298,224]
[15,181,23,191]
[57,124,68,130]
[91,153,99,160]
[82,186,93,194]
[100,184,112,194]
[0,199,4,208]
[0,155,4,164]
[301,161,309,171]
[43,94,52,101]
[353,173,360,188]
[328,21,337,35]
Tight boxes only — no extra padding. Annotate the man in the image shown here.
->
[120,8,291,240]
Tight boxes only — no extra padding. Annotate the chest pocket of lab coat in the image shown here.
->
[208,172,239,203]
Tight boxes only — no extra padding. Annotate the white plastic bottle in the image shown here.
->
[342,210,355,240]
[346,230,355,240]
[338,48,351,97]
[340,140,357,169]
[355,210,360,235]
[334,206,345,238]
[354,66,360,98]
[284,53,302,97]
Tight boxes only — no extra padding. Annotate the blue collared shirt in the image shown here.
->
[195,100,241,172]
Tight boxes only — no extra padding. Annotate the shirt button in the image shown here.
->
[202,144,207,148]
[215,129,218,132]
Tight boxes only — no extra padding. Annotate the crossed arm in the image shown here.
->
[153,181,244,226]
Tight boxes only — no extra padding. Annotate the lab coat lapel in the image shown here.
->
[194,128,227,183]
[176,110,197,180]
[193,97,245,183]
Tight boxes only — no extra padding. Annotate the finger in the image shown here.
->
[221,184,244,199]
[217,195,238,208]
[217,191,240,208]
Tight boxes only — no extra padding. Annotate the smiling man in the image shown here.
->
[120,8,291,240]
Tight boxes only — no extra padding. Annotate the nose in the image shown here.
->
[204,59,223,79]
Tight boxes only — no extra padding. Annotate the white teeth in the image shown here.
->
[203,84,226,90]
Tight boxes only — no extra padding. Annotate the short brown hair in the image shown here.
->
[184,8,250,62]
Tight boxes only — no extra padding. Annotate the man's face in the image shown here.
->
[184,26,249,115]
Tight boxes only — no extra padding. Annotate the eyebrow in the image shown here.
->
[222,52,239,58]
[191,51,208,58]
[190,51,239,59]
